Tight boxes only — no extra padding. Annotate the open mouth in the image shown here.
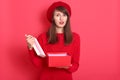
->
[59,22,64,25]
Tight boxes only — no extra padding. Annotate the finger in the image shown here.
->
[26,36,31,39]
[25,34,28,37]
[25,34,31,38]
[25,34,33,38]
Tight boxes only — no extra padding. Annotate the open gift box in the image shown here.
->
[47,52,71,67]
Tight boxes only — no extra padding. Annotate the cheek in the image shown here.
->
[54,17,59,23]
[64,17,68,23]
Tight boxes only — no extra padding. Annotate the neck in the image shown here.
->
[56,27,64,33]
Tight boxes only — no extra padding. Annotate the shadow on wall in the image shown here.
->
[5,7,50,80]
[7,44,41,80]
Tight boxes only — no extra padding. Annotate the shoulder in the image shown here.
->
[72,32,80,46]
[37,32,47,40]
[72,32,80,39]
[36,32,48,44]
[38,32,47,37]
[72,32,80,44]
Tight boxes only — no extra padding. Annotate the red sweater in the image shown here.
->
[28,32,80,80]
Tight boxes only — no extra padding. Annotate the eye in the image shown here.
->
[56,14,59,16]
[56,13,60,16]
[63,14,67,17]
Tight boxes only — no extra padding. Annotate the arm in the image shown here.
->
[67,34,80,73]
[56,34,80,73]
[28,48,43,68]
[26,34,44,68]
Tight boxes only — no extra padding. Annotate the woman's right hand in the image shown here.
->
[25,34,35,50]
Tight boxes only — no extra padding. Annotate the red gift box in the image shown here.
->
[47,53,71,67]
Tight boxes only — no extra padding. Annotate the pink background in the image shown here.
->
[0,0,120,80]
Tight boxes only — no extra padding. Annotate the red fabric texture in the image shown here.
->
[28,32,80,80]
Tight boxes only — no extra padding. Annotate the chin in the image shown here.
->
[57,26,65,28]
[57,24,65,28]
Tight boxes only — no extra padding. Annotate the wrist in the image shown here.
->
[28,45,33,50]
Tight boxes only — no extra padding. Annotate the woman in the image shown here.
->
[26,1,80,80]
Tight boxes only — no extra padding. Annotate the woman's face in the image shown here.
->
[53,10,68,28]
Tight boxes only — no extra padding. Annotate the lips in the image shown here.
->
[59,21,64,25]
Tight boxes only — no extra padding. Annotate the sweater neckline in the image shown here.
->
[56,33,64,38]
[56,33,64,35]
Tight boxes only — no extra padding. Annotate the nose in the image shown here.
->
[59,15,64,21]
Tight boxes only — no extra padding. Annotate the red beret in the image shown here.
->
[47,1,71,22]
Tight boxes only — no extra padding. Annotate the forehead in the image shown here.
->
[54,10,64,14]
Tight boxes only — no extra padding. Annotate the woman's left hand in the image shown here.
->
[56,64,72,69]
[56,66,69,69]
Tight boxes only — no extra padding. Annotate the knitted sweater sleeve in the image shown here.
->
[67,33,80,73]
[27,34,44,68]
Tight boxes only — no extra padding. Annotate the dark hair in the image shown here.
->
[47,6,73,45]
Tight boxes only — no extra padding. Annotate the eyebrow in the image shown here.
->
[55,12,65,15]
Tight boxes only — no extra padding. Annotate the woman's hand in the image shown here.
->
[56,64,72,69]
[25,34,35,50]
[56,66,70,69]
